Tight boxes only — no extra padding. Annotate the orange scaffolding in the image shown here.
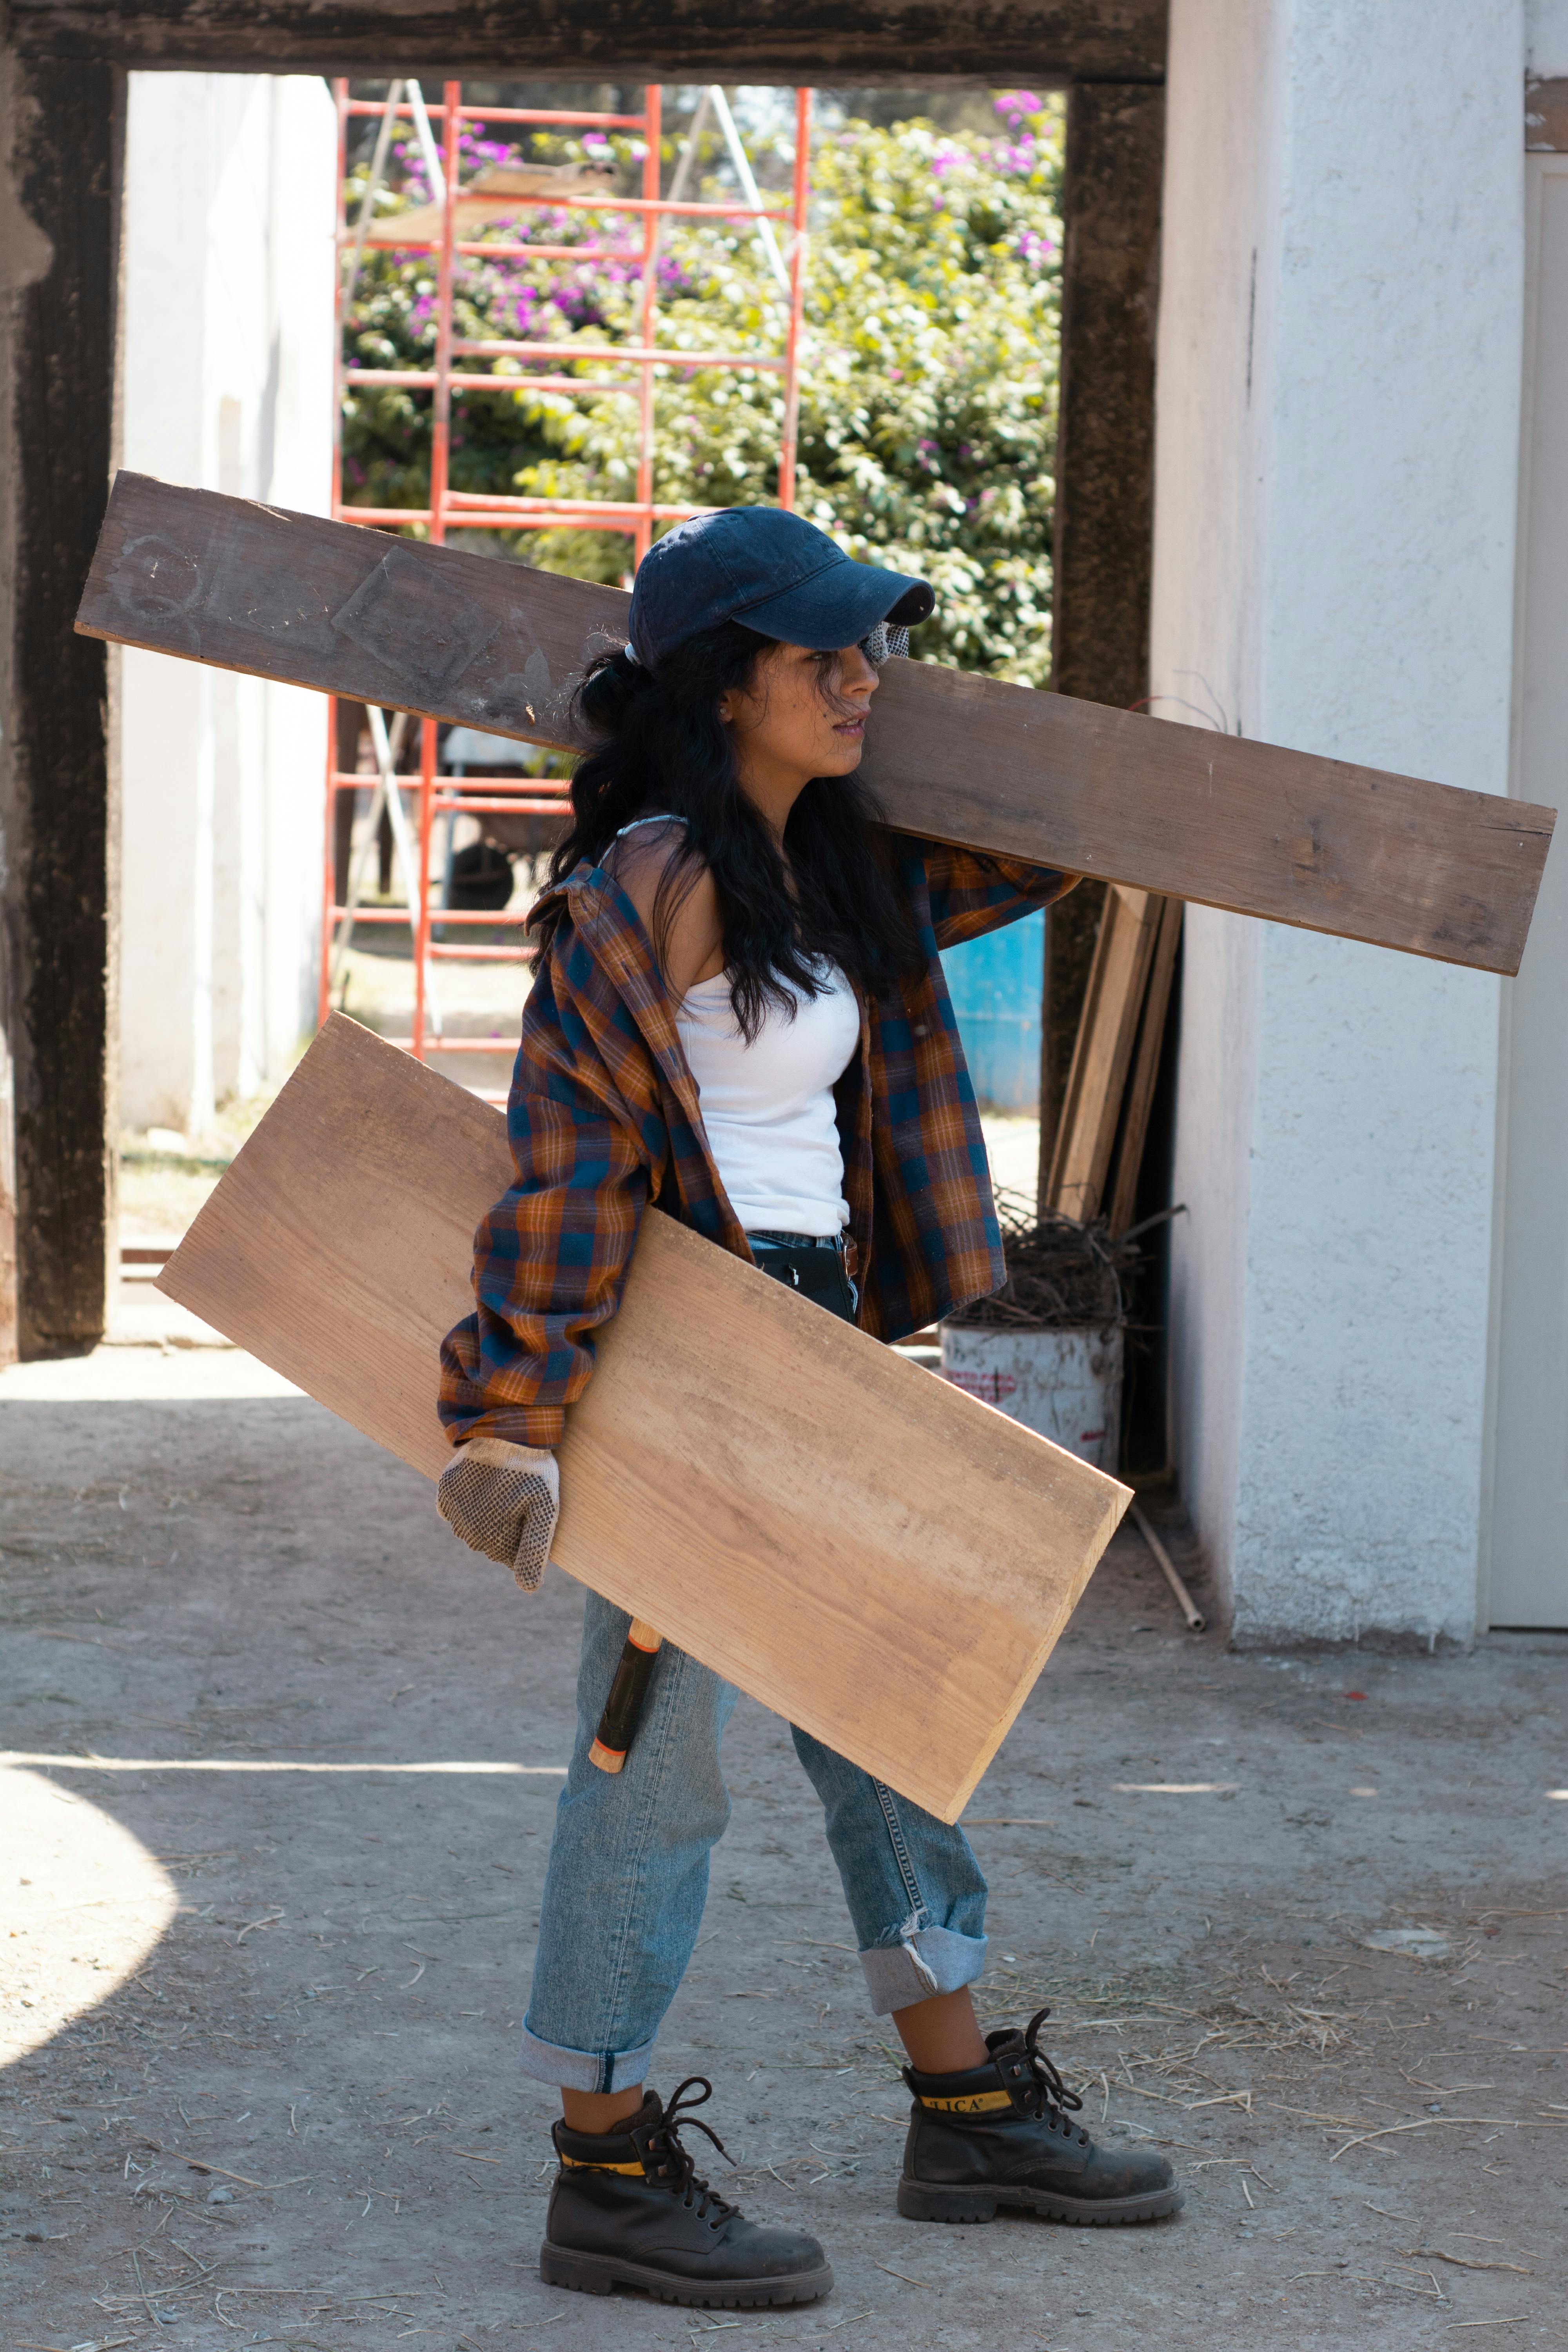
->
[319,79,814,1083]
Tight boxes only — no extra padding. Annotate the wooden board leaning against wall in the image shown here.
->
[1045,887,1183,1231]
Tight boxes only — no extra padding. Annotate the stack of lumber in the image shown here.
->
[1044,887,1183,1234]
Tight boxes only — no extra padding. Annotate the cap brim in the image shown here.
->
[736,557,935,650]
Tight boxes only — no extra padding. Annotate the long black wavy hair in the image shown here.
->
[530,619,926,1040]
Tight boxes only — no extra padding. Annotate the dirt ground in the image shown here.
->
[3,1325,1566,2352]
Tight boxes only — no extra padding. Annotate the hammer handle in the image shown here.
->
[588,1619,662,1773]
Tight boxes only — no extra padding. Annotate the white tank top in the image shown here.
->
[677,961,860,1236]
[615,816,860,1236]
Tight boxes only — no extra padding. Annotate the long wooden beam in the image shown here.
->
[77,472,1555,975]
[158,1016,1127,1823]
[10,0,1169,80]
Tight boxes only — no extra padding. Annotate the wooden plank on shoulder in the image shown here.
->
[77,470,621,751]
[158,1016,1127,1823]
[76,473,1555,975]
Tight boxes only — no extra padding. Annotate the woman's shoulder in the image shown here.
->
[600,815,723,996]
[601,813,701,907]
[601,811,690,875]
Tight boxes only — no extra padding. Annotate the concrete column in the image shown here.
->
[1152,0,1526,1642]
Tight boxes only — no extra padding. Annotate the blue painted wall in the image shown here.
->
[939,910,1044,1112]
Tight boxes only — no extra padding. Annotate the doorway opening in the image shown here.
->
[319,79,1065,1130]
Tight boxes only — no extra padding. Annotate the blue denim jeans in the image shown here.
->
[520,1226,987,2094]
[520,1593,991,2091]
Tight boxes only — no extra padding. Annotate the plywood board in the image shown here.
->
[1046,884,1161,1220]
[76,473,1556,975]
[158,1016,1128,1821]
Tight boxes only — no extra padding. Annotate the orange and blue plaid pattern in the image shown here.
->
[439,838,1076,1446]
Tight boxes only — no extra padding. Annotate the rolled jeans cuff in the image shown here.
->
[859,1924,987,2016]
[519,2018,657,2095]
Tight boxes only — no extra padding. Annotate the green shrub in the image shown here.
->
[341,93,1062,682]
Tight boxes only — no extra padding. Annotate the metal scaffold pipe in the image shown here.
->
[323,76,815,1083]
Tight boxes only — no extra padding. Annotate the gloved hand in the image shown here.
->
[436,1437,560,1593]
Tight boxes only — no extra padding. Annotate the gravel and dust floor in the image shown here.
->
[2,1339,1565,2352]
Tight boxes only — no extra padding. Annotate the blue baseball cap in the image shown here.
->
[627,507,935,669]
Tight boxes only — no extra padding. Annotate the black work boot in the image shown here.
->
[898,2009,1182,2226]
[540,2077,833,2307]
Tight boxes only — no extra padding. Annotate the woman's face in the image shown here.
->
[718,639,880,803]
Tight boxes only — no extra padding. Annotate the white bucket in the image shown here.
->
[938,1323,1124,1472]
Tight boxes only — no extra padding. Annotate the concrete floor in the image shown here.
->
[2,1338,1566,2351]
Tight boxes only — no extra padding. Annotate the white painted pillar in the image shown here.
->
[120,75,214,1136]
[1152,0,1526,1643]
[259,77,337,1083]
[119,73,334,1138]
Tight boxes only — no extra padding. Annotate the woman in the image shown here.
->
[437,508,1178,2308]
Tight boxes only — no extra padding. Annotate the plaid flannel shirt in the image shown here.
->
[439,838,1076,1447]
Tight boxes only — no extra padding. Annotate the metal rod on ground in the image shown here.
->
[589,1620,664,1773]
[1130,1501,1207,1632]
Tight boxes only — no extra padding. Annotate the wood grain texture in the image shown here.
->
[10,0,1169,78]
[1106,894,1183,1238]
[859,662,1556,977]
[1046,884,1160,1220]
[157,1016,1127,1821]
[76,475,1556,975]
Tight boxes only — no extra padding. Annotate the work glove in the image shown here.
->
[436,1437,559,1593]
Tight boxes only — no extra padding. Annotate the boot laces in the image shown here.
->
[1017,2008,1089,2145]
[644,2077,738,2224]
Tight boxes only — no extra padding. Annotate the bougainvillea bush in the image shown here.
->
[341,94,1062,682]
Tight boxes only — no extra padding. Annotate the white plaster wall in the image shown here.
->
[120,74,334,1136]
[1154,0,1525,1643]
